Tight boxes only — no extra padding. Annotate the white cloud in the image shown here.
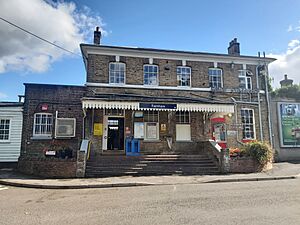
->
[0,92,8,100]
[0,0,105,74]
[268,39,300,88]
[287,25,293,32]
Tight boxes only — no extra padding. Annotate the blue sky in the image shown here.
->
[1,0,300,101]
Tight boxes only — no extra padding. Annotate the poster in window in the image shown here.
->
[146,123,157,139]
[278,102,300,147]
[134,122,144,139]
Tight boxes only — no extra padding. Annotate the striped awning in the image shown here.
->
[82,100,234,113]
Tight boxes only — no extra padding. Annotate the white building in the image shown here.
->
[0,102,23,163]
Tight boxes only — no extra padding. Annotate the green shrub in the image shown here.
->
[241,141,273,165]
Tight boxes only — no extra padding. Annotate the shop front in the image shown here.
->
[82,100,234,155]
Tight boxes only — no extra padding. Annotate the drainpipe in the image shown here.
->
[82,108,87,139]
[256,65,264,141]
[263,61,273,148]
[231,97,239,142]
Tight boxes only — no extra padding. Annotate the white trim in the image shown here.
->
[143,64,159,86]
[81,45,276,66]
[82,100,234,113]
[213,62,218,68]
[115,55,120,62]
[149,58,153,64]
[109,62,126,85]
[243,64,247,70]
[86,82,211,92]
[241,108,256,140]
[182,60,186,66]
[208,67,223,88]
[0,118,11,142]
[33,113,53,138]
[177,66,191,87]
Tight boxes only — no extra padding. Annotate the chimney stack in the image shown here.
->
[228,38,240,56]
[280,74,293,88]
[94,26,101,45]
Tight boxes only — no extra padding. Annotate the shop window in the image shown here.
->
[0,119,10,141]
[239,70,252,89]
[109,62,125,84]
[33,113,53,137]
[176,111,191,141]
[144,111,159,140]
[241,109,255,139]
[144,65,158,86]
[208,68,223,88]
[177,66,191,87]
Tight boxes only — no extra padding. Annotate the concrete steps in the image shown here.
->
[85,154,220,177]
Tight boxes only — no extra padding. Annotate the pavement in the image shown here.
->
[0,161,300,189]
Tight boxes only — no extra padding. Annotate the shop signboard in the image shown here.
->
[278,102,300,147]
[139,103,177,110]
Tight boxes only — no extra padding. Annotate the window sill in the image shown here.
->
[0,140,10,143]
[31,136,52,140]
[143,140,160,142]
[175,140,193,142]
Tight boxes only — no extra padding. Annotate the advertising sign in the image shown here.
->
[278,102,300,147]
[93,123,103,136]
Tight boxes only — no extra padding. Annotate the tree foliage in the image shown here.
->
[271,84,300,101]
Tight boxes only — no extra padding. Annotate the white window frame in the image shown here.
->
[143,64,159,86]
[241,108,255,140]
[175,111,191,141]
[208,68,223,88]
[177,66,191,87]
[238,70,252,90]
[144,111,159,140]
[33,113,53,137]
[0,118,11,142]
[109,62,126,84]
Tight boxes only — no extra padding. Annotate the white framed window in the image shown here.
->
[0,119,10,142]
[176,111,191,141]
[177,66,191,87]
[144,111,159,140]
[241,109,255,140]
[144,65,158,86]
[239,70,252,89]
[33,113,53,137]
[208,68,223,88]
[109,62,125,84]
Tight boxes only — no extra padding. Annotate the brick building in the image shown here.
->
[18,28,275,177]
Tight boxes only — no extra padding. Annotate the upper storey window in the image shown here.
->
[238,70,252,90]
[144,65,158,86]
[208,68,223,88]
[109,62,125,84]
[177,66,191,87]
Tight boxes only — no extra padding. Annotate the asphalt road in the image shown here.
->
[0,179,300,225]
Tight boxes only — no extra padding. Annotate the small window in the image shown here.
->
[144,65,158,86]
[144,111,159,140]
[239,70,252,90]
[177,66,191,87]
[0,119,10,141]
[109,62,125,84]
[176,111,190,124]
[241,109,255,139]
[208,68,223,88]
[33,113,53,137]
